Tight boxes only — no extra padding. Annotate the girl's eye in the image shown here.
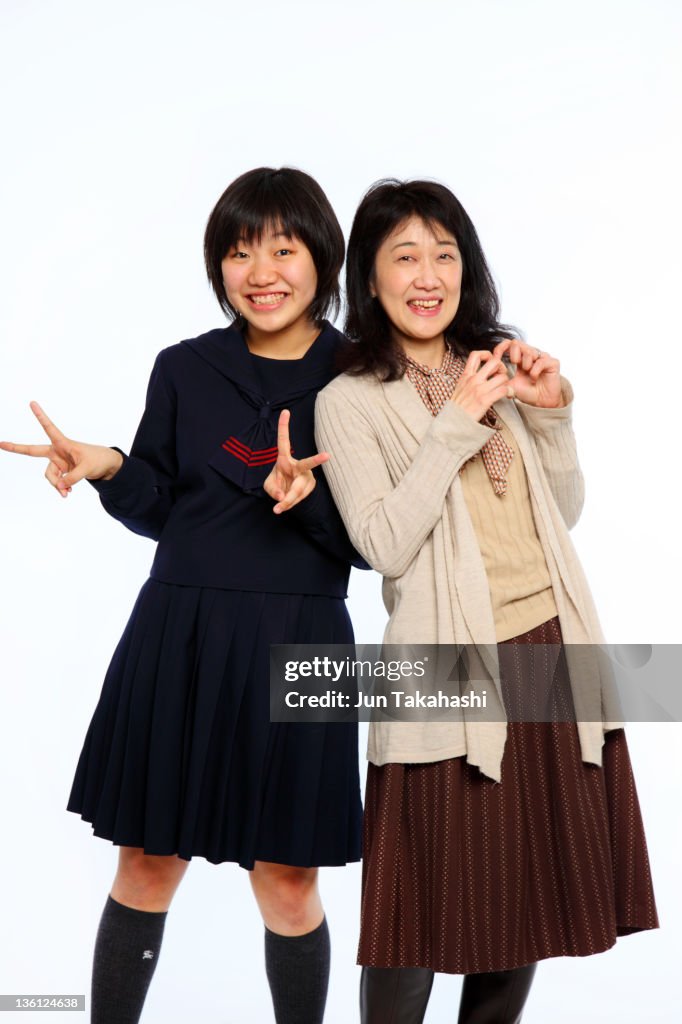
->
[276,248,292,257]
[231,251,248,260]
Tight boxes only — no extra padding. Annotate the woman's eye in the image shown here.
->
[398,255,415,262]
[438,252,455,260]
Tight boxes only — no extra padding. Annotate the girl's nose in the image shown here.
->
[248,259,278,286]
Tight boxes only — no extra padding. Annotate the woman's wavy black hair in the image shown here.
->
[204,166,344,323]
[341,179,518,380]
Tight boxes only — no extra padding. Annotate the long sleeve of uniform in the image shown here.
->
[315,385,495,578]
[288,470,370,570]
[89,352,177,540]
[513,377,584,529]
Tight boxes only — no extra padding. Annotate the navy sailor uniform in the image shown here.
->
[66,321,365,868]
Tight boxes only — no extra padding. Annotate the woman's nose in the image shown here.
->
[413,267,440,289]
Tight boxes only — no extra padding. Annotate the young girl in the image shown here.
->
[315,179,658,1023]
[1,167,365,1024]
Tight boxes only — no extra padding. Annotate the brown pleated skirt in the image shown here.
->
[358,617,659,974]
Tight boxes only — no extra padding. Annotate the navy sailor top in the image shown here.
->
[90,321,368,596]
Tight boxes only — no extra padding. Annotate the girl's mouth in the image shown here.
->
[247,292,289,309]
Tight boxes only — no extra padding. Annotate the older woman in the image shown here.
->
[315,179,658,1024]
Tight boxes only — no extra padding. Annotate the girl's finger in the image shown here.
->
[273,477,312,514]
[276,409,292,460]
[0,441,52,457]
[45,461,70,497]
[61,465,89,487]
[29,401,67,444]
[296,452,329,473]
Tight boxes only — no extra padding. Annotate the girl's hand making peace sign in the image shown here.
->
[492,339,563,408]
[0,402,123,498]
[263,409,330,514]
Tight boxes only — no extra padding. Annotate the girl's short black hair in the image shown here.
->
[204,167,344,323]
[341,178,518,380]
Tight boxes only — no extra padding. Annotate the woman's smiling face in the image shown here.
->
[371,216,462,350]
[221,227,318,334]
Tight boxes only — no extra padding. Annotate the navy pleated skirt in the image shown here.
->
[67,579,362,869]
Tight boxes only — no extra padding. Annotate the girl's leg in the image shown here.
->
[250,861,329,1024]
[91,847,189,1024]
[360,966,434,1024]
[457,964,537,1024]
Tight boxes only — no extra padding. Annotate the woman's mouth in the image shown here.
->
[407,298,443,317]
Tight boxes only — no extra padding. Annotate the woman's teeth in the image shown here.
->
[409,299,441,308]
[249,293,287,305]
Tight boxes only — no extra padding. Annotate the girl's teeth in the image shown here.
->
[251,293,286,305]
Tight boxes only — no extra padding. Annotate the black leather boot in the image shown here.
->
[360,966,435,1024]
[457,963,537,1024]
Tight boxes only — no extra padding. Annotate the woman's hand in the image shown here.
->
[492,340,563,408]
[450,350,513,420]
[0,402,123,498]
[263,409,330,514]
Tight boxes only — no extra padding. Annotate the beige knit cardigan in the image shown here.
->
[315,371,623,782]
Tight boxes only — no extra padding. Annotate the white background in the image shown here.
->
[1,0,680,1021]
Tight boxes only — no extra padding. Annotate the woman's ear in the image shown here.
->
[369,276,377,299]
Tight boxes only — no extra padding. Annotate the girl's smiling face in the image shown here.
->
[371,216,462,350]
[221,227,318,336]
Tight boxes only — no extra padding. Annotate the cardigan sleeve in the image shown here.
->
[88,351,177,540]
[315,385,495,578]
[513,377,585,529]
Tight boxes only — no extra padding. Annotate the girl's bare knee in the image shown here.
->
[112,847,188,911]
[250,862,321,932]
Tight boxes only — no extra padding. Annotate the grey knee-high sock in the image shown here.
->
[264,917,331,1024]
[91,895,167,1024]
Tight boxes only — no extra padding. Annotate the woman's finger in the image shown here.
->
[276,409,292,460]
[492,339,512,361]
[520,345,536,372]
[0,440,53,457]
[474,354,504,380]
[463,349,488,374]
[529,355,559,380]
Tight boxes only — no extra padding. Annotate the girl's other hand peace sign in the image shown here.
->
[263,409,330,514]
[0,402,123,498]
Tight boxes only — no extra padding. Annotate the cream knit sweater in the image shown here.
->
[315,371,623,782]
